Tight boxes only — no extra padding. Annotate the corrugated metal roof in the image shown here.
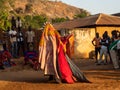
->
[53,13,120,30]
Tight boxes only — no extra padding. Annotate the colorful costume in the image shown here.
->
[39,23,89,83]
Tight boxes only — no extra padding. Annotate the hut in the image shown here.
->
[53,13,120,58]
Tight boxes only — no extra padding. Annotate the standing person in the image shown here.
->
[25,26,35,51]
[9,26,18,58]
[97,34,109,65]
[109,30,120,70]
[17,28,25,57]
[103,31,112,63]
[92,32,101,63]
[16,16,22,30]
[11,16,16,29]
[39,23,90,84]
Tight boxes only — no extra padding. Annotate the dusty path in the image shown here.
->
[0,58,120,90]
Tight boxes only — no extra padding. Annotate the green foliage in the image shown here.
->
[74,12,88,19]
[0,0,7,10]
[23,15,48,29]
[8,0,15,8]
[0,11,11,31]
[32,15,47,28]
[52,17,69,23]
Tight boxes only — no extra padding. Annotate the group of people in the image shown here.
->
[1,21,91,84]
[0,16,38,70]
[1,17,120,84]
[92,30,120,70]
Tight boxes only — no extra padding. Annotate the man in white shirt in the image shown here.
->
[25,26,35,51]
[9,26,18,58]
[16,16,22,30]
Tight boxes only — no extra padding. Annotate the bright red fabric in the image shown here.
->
[58,41,74,84]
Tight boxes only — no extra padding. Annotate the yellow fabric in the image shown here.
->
[39,23,61,47]
[39,23,74,56]
[66,34,74,57]
[69,34,74,54]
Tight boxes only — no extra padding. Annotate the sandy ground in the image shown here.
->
[0,57,120,90]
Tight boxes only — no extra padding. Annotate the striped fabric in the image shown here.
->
[109,40,119,50]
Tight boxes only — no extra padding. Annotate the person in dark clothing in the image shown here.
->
[17,28,25,57]
[11,16,16,29]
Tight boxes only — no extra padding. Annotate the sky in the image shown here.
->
[60,0,120,15]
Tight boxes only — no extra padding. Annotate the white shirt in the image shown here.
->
[9,30,17,43]
[16,20,22,28]
[26,31,35,43]
[100,39,108,49]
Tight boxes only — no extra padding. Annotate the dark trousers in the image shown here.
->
[107,48,112,63]
[95,47,101,62]
[17,41,25,56]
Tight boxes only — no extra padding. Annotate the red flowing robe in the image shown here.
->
[58,39,74,83]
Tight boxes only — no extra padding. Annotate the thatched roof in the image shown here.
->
[53,13,120,30]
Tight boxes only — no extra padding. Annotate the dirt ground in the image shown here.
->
[0,57,120,90]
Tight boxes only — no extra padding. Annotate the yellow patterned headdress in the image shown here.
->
[39,23,60,46]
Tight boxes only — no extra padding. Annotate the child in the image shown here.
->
[0,40,16,68]
[2,50,12,67]
[24,44,39,70]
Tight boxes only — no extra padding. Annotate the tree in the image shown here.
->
[23,15,48,29]
[0,11,11,31]
[52,17,68,23]
[74,12,88,19]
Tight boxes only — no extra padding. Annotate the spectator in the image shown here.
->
[111,30,118,42]
[9,26,18,58]
[0,41,16,68]
[16,16,22,30]
[2,48,12,67]
[109,30,120,70]
[103,31,112,63]
[97,34,109,65]
[17,28,25,57]
[92,32,101,63]
[11,16,16,29]
[25,26,35,51]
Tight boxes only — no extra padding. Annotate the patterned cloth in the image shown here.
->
[109,40,119,50]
